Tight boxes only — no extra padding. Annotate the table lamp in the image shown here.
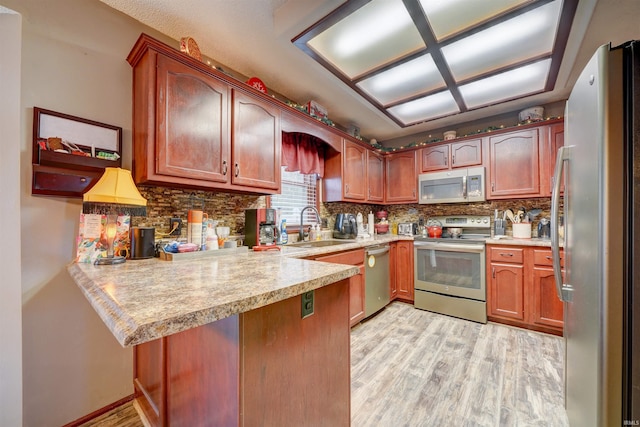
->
[83,167,147,265]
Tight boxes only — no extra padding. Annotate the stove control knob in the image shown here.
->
[483,218,489,223]
[470,218,475,223]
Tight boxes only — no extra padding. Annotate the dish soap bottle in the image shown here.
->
[280,219,288,244]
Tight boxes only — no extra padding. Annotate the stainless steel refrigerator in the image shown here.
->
[552,40,640,426]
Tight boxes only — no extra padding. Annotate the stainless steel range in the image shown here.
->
[414,215,490,323]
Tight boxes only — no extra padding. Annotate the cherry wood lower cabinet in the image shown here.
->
[314,249,366,327]
[487,245,564,335]
[391,241,414,303]
[133,279,351,426]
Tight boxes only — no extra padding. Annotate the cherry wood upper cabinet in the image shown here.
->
[342,140,367,201]
[488,129,540,198]
[231,90,281,191]
[155,54,230,184]
[128,34,280,194]
[420,139,482,172]
[367,150,384,202]
[547,122,565,195]
[385,151,417,203]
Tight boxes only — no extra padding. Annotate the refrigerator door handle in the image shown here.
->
[551,145,572,302]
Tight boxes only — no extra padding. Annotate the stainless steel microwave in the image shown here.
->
[418,166,485,204]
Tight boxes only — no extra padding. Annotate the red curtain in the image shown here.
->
[281,132,325,177]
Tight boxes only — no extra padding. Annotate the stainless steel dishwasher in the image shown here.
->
[364,244,390,317]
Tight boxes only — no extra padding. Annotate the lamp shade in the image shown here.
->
[83,167,147,216]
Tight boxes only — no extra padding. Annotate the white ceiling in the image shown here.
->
[100,0,640,143]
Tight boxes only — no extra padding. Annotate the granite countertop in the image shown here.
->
[68,253,359,347]
[68,232,557,348]
[485,236,559,247]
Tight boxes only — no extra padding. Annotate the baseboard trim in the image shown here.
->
[62,394,135,427]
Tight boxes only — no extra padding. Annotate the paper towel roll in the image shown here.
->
[368,212,374,235]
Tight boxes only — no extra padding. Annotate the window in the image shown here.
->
[270,167,319,227]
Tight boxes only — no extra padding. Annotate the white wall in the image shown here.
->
[0,7,23,427]
[0,0,171,424]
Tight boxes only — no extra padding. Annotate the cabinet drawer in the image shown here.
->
[489,247,524,263]
[315,248,365,266]
[533,249,564,267]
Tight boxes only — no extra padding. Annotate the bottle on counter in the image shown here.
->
[206,221,219,250]
[280,219,288,244]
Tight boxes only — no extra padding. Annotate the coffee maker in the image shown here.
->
[333,213,357,239]
[245,208,278,248]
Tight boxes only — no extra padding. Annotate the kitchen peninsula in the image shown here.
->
[68,251,359,426]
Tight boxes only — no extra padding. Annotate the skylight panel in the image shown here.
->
[441,0,561,81]
[458,59,551,108]
[420,0,531,41]
[356,54,445,105]
[306,0,425,79]
[387,91,460,125]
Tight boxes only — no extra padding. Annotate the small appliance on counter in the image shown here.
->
[397,222,418,236]
[245,208,278,249]
[333,213,357,239]
[537,218,550,239]
[374,210,389,234]
[130,226,155,259]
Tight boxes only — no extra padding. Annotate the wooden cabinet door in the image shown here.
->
[488,129,540,198]
[489,262,525,321]
[389,243,398,300]
[548,123,565,195]
[420,145,449,172]
[385,151,417,203]
[451,139,482,168]
[395,241,414,302]
[156,54,230,183]
[315,249,366,327]
[349,265,366,326]
[343,140,366,201]
[367,150,384,202]
[531,266,564,330]
[232,90,281,190]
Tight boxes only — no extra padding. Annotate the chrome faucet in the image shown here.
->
[299,205,321,241]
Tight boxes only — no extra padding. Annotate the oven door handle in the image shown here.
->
[414,242,484,253]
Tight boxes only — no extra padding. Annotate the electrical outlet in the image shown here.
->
[169,218,182,236]
[301,290,314,318]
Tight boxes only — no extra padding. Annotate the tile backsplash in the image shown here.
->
[133,184,555,240]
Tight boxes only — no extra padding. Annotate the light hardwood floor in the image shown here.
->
[82,301,567,426]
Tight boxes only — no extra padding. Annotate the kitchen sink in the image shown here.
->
[287,239,355,248]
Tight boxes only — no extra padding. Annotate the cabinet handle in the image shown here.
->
[499,253,514,257]
[412,189,416,197]
[492,267,496,278]
[546,256,553,260]
[445,157,448,166]
[80,177,87,183]
[491,182,495,191]
[452,155,455,165]
[222,160,228,176]
[235,163,239,177]
[345,184,349,194]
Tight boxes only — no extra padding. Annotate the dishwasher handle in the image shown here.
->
[365,245,390,257]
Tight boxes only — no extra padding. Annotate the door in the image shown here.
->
[531,266,564,329]
[489,263,524,320]
[156,54,230,183]
[488,129,539,197]
[420,144,449,172]
[451,139,482,168]
[367,150,384,202]
[414,242,485,301]
[385,151,417,203]
[555,43,625,426]
[232,90,281,190]
[343,140,366,200]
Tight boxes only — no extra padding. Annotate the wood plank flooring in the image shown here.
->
[81,301,567,426]
[351,302,567,426]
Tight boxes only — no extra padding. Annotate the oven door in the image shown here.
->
[414,241,486,301]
